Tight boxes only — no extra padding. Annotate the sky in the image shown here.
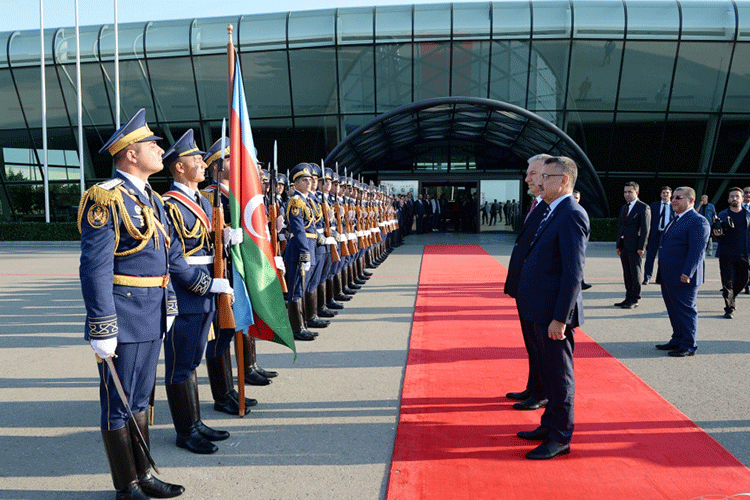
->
[1,0,482,33]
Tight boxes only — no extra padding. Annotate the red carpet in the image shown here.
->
[386,245,750,500]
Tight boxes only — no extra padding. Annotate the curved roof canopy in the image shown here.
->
[326,97,608,217]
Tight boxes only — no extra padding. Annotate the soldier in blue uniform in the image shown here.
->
[283,163,321,341]
[161,130,235,453]
[320,167,345,313]
[303,164,333,328]
[79,109,185,499]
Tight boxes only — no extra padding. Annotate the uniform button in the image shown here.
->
[126,292,132,297]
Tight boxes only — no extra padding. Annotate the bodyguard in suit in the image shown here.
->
[711,187,749,319]
[515,156,589,460]
[79,109,184,499]
[655,187,710,356]
[504,153,551,412]
[162,131,237,454]
[643,186,673,285]
[615,181,650,308]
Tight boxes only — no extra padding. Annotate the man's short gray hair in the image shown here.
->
[545,156,578,188]
[528,154,553,164]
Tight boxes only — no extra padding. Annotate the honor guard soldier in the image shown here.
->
[275,173,290,255]
[284,163,321,341]
[304,164,333,328]
[321,167,345,312]
[161,130,234,453]
[201,138,275,392]
[330,173,353,303]
[79,109,185,500]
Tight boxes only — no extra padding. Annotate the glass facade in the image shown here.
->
[1,0,749,221]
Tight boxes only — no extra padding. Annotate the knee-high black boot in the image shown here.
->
[165,376,218,455]
[304,290,330,328]
[317,281,337,317]
[101,425,149,500]
[132,411,185,498]
[242,335,272,386]
[206,350,252,415]
[288,300,316,340]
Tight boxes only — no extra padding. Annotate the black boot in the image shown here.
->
[165,378,218,454]
[189,370,229,442]
[246,335,278,378]
[333,272,351,302]
[317,283,337,317]
[305,291,330,328]
[326,277,344,309]
[242,336,272,386]
[132,412,185,498]
[206,350,251,415]
[288,300,316,341]
[101,425,149,500]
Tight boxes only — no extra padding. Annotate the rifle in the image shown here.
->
[320,160,340,263]
[334,162,350,258]
[269,141,288,293]
[213,124,236,331]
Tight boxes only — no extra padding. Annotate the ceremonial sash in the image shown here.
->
[164,190,212,232]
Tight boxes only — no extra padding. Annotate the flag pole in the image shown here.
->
[227,24,245,417]
[40,0,50,223]
[75,0,85,196]
[114,0,120,127]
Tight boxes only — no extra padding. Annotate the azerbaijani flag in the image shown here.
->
[228,56,295,356]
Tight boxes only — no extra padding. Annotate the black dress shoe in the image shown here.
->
[214,393,251,415]
[363,270,373,277]
[614,300,628,307]
[354,278,367,285]
[294,330,316,341]
[327,300,344,310]
[668,348,695,357]
[724,310,734,319]
[348,283,362,290]
[513,397,548,411]
[318,307,337,318]
[642,279,649,285]
[254,366,278,379]
[342,287,357,296]
[307,317,330,328]
[139,472,185,498]
[116,482,150,500]
[229,388,258,406]
[620,301,638,309]
[581,282,592,290]
[505,390,530,401]
[525,439,571,460]
[176,426,218,454]
[655,343,679,350]
[196,420,229,441]
[245,368,271,386]
[335,293,352,301]
[516,426,550,441]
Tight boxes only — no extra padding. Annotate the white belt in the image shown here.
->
[317,228,325,234]
[185,255,214,265]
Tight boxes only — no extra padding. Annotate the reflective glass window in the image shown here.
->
[292,115,339,164]
[13,66,70,128]
[239,13,287,52]
[738,3,750,40]
[488,40,529,107]
[528,40,568,113]
[414,4,451,42]
[567,40,623,111]
[0,32,9,67]
[680,1,735,41]
[109,59,158,121]
[670,42,732,112]
[564,111,614,173]
[492,1,531,40]
[531,1,571,38]
[193,17,242,55]
[287,9,335,48]
[9,29,53,66]
[609,112,666,173]
[193,54,230,120]
[144,20,191,58]
[572,0,624,39]
[0,70,26,128]
[452,40,491,99]
[414,41,450,101]
[625,0,680,40]
[713,115,750,173]
[453,3,491,40]
[98,23,146,61]
[338,45,375,114]
[376,5,412,43]
[342,113,376,138]
[724,43,750,112]
[53,27,101,65]
[71,63,114,126]
[147,56,200,122]
[288,47,337,116]
[240,51,292,118]
[338,8,373,45]
[660,114,710,172]
[618,41,678,112]
[376,43,413,112]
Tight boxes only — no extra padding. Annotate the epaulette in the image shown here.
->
[77,180,125,232]
[289,197,307,211]
[98,178,124,190]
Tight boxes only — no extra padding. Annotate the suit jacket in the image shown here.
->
[656,209,710,287]
[617,199,650,252]
[648,200,672,241]
[516,196,590,328]
[504,199,549,298]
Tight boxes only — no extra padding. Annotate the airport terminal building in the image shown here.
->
[2,0,750,222]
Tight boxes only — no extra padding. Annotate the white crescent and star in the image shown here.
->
[243,194,271,242]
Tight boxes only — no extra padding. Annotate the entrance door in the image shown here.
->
[479,179,523,232]
[421,181,479,232]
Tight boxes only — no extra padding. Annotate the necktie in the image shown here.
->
[659,203,666,230]
[663,215,677,236]
[195,192,202,205]
[525,199,539,222]
[532,205,551,243]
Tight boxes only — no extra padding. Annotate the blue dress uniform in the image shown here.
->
[161,131,232,454]
[319,168,344,313]
[302,164,332,328]
[283,163,320,341]
[79,109,184,499]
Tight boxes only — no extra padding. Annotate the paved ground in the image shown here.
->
[0,233,748,499]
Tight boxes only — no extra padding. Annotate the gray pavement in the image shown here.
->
[0,233,748,499]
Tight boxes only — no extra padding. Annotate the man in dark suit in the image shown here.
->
[643,186,672,285]
[415,193,426,234]
[504,153,551,411]
[515,156,590,460]
[615,181,650,308]
[655,187,710,357]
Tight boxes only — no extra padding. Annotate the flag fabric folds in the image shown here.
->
[228,56,296,356]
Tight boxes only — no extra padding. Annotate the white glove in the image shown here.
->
[91,337,117,359]
[223,227,243,246]
[166,315,176,332]
[275,256,286,273]
[276,215,285,231]
[324,236,337,245]
[302,262,311,272]
[209,278,234,295]
[278,233,287,241]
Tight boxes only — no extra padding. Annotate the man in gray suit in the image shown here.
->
[615,182,650,309]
